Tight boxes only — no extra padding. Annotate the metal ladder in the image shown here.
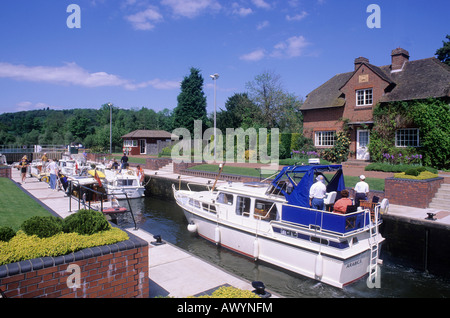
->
[367,206,380,286]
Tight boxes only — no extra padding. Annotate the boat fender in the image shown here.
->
[253,239,259,260]
[315,254,323,278]
[187,223,198,233]
[214,226,220,245]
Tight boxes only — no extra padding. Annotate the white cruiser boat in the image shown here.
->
[96,166,145,200]
[173,164,386,289]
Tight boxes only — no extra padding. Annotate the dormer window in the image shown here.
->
[356,88,373,106]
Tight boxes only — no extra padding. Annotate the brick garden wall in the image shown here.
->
[385,177,444,209]
[0,232,149,298]
[0,166,11,178]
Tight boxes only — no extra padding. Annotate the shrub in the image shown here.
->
[394,171,439,180]
[405,168,420,176]
[0,228,129,266]
[62,209,110,235]
[0,226,16,242]
[193,286,260,298]
[21,216,63,238]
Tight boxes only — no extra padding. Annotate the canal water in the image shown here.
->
[121,197,450,298]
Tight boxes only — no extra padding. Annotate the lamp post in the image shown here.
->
[210,73,219,161]
[108,102,112,154]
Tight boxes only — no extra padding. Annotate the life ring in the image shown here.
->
[41,176,49,183]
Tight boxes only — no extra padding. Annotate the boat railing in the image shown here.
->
[281,203,381,237]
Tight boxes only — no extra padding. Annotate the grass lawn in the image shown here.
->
[188,164,385,191]
[0,178,53,231]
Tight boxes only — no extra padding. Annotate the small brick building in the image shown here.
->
[121,130,175,156]
[301,48,450,160]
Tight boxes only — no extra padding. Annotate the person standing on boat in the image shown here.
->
[309,175,327,210]
[120,152,129,171]
[354,175,369,207]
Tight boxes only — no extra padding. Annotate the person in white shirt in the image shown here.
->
[354,175,369,207]
[309,175,327,210]
[47,159,59,191]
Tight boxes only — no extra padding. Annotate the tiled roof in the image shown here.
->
[301,57,450,111]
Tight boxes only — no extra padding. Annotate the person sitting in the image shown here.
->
[333,189,353,214]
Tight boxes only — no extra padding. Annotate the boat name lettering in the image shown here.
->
[346,259,362,268]
[281,228,298,238]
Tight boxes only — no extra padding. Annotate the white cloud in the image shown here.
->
[0,62,180,91]
[161,0,221,18]
[256,20,270,30]
[251,0,271,9]
[272,35,310,58]
[240,49,266,61]
[125,6,163,30]
[240,35,310,61]
[286,11,308,21]
[232,2,253,17]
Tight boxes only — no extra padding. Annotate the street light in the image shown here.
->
[108,102,112,154]
[210,73,219,161]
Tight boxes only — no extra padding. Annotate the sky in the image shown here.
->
[0,0,449,116]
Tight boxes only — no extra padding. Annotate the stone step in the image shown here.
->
[430,197,450,206]
[435,192,450,200]
[439,183,450,190]
[429,202,450,210]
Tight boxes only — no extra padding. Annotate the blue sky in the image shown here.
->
[0,0,448,115]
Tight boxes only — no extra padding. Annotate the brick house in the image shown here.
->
[300,48,450,160]
[121,130,175,156]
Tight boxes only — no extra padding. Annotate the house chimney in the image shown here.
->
[391,48,410,71]
[354,57,369,70]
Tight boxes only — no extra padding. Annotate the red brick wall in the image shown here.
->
[385,177,444,209]
[0,234,149,298]
[0,166,11,178]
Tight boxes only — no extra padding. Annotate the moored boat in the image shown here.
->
[173,164,385,289]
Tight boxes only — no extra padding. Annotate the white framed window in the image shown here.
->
[356,89,373,106]
[395,128,420,147]
[124,140,138,147]
[315,131,336,147]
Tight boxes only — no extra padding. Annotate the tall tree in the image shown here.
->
[173,67,208,134]
[245,70,303,131]
[435,34,450,66]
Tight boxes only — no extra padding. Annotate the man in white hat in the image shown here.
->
[309,175,327,210]
[354,175,369,207]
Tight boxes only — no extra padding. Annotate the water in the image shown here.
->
[120,197,450,298]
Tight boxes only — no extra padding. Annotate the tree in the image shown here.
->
[216,93,262,131]
[173,67,208,134]
[435,34,450,66]
[245,70,303,131]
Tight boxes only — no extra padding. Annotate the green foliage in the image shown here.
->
[394,171,438,180]
[365,162,437,174]
[193,286,260,298]
[173,67,208,135]
[435,34,450,66]
[0,226,16,242]
[21,216,63,238]
[62,209,111,235]
[0,228,129,266]
[321,131,351,163]
[370,98,450,169]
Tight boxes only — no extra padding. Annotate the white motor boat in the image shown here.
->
[173,164,385,289]
[95,166,146,199]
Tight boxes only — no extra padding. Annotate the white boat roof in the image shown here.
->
[214,182,286,202]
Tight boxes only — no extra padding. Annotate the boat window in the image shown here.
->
[236,196,251,217]
[311,236,329,246]
[217,192,233,205]
[117,179,135,186]
[202,203,217,214]
[254,200,278,221]
[189,198,200,209]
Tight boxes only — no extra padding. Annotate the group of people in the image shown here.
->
[18,154,60,191]
[309,174,369,214]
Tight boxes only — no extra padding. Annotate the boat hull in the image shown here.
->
[182,208,377,289]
